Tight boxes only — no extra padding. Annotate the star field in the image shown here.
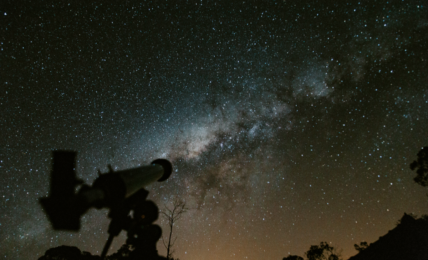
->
[1,1,428,259]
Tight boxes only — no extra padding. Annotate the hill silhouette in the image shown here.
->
[348,213,428,260]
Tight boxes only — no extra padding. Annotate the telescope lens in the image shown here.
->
[151,159,173,182]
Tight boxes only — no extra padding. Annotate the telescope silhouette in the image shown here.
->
[40,150,172,231]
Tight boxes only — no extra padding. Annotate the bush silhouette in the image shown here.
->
[38,245,101,260]
[283,255,304,260]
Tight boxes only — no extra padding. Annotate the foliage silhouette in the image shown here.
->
[396,213,418,226]
[283,255,304,260]
[353,242,368,252]
[282,242,341,260]
[305,242,341,260]
[410,147,428,186]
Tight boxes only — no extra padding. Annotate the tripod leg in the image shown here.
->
[101,234,114,259]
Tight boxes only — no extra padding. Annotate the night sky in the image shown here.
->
[1,0,428,259]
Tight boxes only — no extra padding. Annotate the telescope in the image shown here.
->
[39,150,173,259]
[40,150,173,231]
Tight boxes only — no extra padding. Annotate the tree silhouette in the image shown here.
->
[305,242,341,260]
[282,242,341,260]
[353,242,368,253]
[410,147,428,186]
[283,255,304,260]
[161,199,188,260]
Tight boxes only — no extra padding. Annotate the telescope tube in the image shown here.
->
[86,159,172,207]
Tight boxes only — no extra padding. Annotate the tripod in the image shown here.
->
[100,189,165,260]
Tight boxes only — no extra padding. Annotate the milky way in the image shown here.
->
[1,1,428,259]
